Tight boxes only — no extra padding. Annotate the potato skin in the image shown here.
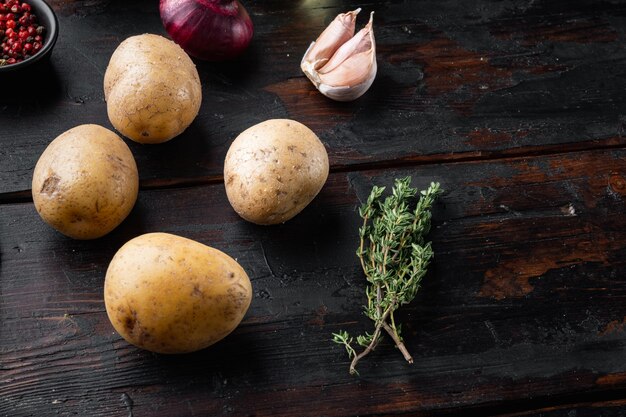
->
[31,124,138,240]
[224,119,329,225]
[104,34,202,144]
[104,233,252,354]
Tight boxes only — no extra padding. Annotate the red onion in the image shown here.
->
[159,0,253,61]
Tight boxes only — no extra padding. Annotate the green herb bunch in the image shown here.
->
[333,177,442,375]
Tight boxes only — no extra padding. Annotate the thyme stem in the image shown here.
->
[349,305,393,374]
[358,215,369,275]
[382,321,413,363]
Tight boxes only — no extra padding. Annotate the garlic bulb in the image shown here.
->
[301,9,376,102]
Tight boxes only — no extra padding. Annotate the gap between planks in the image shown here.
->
[2,138,625,205]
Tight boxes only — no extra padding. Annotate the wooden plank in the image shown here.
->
[494,399,626,417]
[2,0,626,194]
[3,149,626,416]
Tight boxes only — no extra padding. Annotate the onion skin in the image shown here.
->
[160,0,254,61]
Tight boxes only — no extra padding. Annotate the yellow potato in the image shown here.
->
[104,233,252,354]
[31,124,138,240]
[224,119,329,225]
[104,34,202,144]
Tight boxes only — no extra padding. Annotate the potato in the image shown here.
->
[32,124,139,240]
[104,34,202,144]
[104,233,252,354]
[224,119,329,225]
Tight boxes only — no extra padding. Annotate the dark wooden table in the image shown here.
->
[3,0,626,415]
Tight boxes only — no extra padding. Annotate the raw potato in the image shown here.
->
[104,233,252,354]
[224,119,329,225]
[104,34,202,144]
[32,124,139,240]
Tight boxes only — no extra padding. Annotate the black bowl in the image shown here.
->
[0,0,59,73]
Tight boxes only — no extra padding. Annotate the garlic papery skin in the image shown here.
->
[301,10,376,102]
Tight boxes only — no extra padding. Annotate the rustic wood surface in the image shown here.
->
[2,0,626,416]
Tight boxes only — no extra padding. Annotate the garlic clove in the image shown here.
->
[318,59,377,102]
[318,19,372,75]
[301,10,376,102]
[319,50,376,93]
[302,8,361,72]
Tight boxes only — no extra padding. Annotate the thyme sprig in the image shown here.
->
[333,177,442,375]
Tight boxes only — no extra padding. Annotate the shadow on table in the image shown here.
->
[149,330,264,383]
[0,61,63,108]
[128,120,215,183]
[195,46,261,88]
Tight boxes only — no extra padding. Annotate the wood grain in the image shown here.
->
[494,399,626,417]
[3,149,626,416]
[1,0,626,194]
